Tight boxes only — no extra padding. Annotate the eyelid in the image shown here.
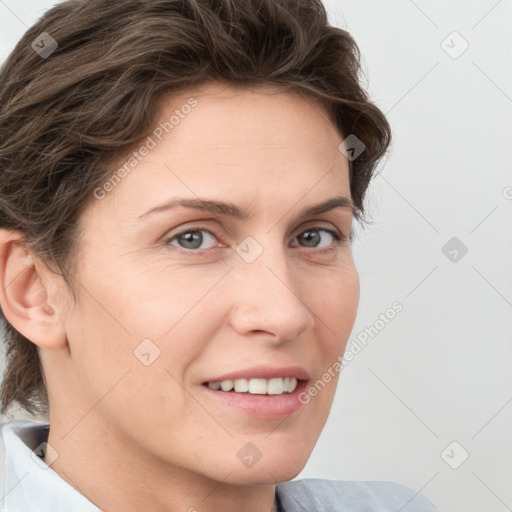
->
[294,220,350,244]
[163,218,348,241]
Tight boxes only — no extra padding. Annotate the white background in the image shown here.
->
[1,1,511,512]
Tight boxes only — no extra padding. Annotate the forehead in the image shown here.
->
[159,81,341,151]
[85,82,351,224]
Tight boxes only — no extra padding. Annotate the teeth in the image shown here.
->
[207,377,298,395]
[220,380,234,392]
[248,378,266,394]
[287,378,297,393]
[234,378,249,392]
[267,378,284,395]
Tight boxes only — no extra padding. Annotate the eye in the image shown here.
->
[163,226,346,253]
[165,227,218,251]
[292,227,343,251]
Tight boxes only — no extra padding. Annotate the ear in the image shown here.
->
[0,229,67,350]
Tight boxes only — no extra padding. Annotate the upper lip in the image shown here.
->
[203,365,310,383]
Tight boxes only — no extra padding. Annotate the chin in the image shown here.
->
[225,465,306,486]
[216,450,309,486]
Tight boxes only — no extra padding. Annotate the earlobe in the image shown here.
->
[0,229,67,350]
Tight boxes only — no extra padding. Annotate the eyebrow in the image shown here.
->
[138,195,354,220]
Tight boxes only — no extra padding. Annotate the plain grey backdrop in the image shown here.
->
[1,1,511,512]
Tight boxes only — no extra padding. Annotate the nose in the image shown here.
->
[228,238,315,344]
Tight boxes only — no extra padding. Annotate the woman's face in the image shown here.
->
[45,82,359,485]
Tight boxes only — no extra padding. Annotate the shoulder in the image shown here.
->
[275,478,440,512]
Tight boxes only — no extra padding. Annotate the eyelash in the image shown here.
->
[163,226,347,256]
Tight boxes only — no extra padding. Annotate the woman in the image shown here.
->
[0,0,440,510]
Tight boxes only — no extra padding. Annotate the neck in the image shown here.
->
[46,412,278,512]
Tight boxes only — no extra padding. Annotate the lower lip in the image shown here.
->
[201,380,308,419]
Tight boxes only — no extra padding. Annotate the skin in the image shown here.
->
[0,82,359,512]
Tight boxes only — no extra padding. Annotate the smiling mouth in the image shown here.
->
[203,377,299,396]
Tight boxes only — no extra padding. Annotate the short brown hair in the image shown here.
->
[0,0,391,416]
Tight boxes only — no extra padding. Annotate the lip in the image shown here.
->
[201,378,308,419]
[201,365,310,384]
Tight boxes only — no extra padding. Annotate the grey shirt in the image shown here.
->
[1,420,440,512]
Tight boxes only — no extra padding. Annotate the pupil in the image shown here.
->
[181,231,202,249]
[302,230,319,247]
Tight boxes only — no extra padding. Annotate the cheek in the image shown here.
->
[298,265,359,412]
[312,264,360,353]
